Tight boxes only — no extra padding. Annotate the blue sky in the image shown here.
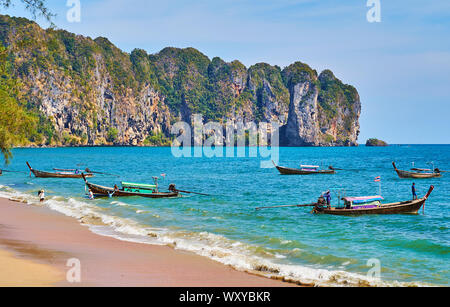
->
[3,0,450,144]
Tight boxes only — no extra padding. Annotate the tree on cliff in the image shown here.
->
[0,0,52,164]
[0,0,53,22]
[0,46,37,164]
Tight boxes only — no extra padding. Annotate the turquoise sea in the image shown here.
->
[0,145,449,286]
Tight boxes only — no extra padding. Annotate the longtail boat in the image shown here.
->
[392,162,441,179]
[27,162,94,179]
[54,168,119,177]
[312,186,434,216]
[82,174,179,198]
[273,161,336,175]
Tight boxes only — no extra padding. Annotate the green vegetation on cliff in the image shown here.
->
[143,131,171,146]
[282,62,318,89]
[318,70,358,118]
[249,63,289,121]
[0,45,39,163]
[0,14,361,151]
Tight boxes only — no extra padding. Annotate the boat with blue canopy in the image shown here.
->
[273,161,336,175]
[342,196,384,209]
[312,186,434,215]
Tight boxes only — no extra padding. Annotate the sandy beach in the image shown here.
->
[0,197,294,287]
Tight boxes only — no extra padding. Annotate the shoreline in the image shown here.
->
[0,197,297,287]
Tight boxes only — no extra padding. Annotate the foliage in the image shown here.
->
[318,70,359,118]
[130,48,159,89]
[106,127,118,143]
[143,131,171,146]
[249,63,289,120]
[0,13,361,150]
[281,62,318,89]
[0,0,54,24]
[149,47,215,118]
[323,134,335,143]
[0,45,37,163]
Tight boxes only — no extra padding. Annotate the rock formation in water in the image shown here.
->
[366,138,388,147]
[0,14,361,147]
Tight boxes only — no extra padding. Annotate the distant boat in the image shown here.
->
[313,186,434,216]
[27,162,94,179]
[82,174,179,198]
[392,162,442,179]
[273,161,336,175]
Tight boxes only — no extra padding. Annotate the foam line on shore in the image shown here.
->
[0,184,429,287]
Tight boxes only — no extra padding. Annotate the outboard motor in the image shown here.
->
[317,196,326,205]
[168,183,177,192]
[312,196,327,214]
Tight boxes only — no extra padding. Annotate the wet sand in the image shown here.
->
[0,197,295,287]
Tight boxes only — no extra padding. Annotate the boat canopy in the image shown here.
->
[343,196,384,204]
[121,182,157,190]
[411,168,432,172]
[301,165,319,169]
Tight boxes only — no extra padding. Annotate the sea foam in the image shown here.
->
[0,185,429,287]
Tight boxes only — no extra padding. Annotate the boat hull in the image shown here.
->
[275,165,335,175]
[314,198,426,216]
[86,182,179,199]
[315,185,434,216]
[27,162,94,179]
[393,162,441,179]
[394,169,441,179]
[31,169,94,179]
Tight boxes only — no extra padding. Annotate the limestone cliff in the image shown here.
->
[0,15,360,147]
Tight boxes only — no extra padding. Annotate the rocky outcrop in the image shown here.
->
[366,138,388,146]
[282,62,320,146]
[281,65,361,146]
[0,14,361,147]
[316,70,361,146]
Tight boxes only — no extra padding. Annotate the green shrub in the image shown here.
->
[106,127,119,143]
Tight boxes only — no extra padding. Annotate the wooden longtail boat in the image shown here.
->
[27,162,94,179]
[313,186,434,216]
[392,162,441,179]
[82,174,179,198]
[273,161,336,175]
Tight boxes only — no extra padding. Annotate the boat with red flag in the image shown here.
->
[312,186,434,215]
[256,186,434,216]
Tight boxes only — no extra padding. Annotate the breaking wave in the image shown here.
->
[0,185,430,287]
